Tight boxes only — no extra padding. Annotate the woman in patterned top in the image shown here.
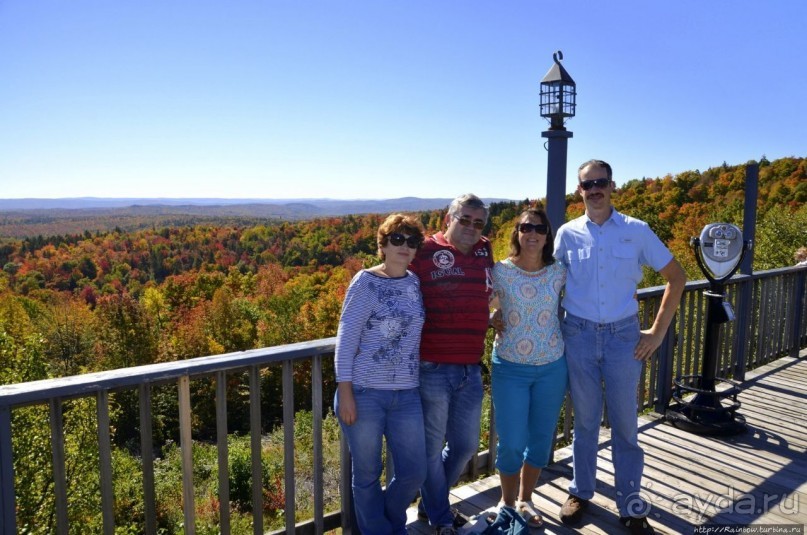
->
[334,213,427,535]
[489,207,568,528]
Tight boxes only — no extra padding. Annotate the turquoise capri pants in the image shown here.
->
[490,354,568,475]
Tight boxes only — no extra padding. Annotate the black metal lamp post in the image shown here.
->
[540,50,576,234]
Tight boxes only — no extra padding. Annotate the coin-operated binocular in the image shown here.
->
[696,223,745,284]
[665,223,751,435]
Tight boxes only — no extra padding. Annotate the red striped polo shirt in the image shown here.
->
[410,232,493,365]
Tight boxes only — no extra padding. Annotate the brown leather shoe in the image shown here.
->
[559,494,589,525]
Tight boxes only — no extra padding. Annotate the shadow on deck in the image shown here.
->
[407,354,807,534]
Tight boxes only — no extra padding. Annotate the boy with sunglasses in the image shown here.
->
[554,160,686,535]
[409,193,494,535]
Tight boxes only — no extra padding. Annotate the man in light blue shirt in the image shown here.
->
[554,160,686,535]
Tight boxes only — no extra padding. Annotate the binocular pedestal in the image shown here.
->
[665,288,747,435]
[665,223,749,435]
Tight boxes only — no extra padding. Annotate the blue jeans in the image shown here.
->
[335,386,427,535]
[562,313,648,517]
[491,356,568,474]
[418,362,483,527]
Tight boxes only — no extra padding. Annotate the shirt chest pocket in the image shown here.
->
[612,245,641,283]
[566,247,594,279]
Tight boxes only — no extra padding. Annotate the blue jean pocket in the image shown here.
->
[561,316,583,338]
[615,319,640,343]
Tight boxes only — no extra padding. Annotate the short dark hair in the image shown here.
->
[509,207,555,266]
[578,159,613,181]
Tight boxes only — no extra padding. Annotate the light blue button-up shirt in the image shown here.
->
[553,208,673,324]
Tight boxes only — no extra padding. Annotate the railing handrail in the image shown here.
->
[0,338,336,409]
[635,265,804,298]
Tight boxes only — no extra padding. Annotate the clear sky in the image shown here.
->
[1,1,804,201]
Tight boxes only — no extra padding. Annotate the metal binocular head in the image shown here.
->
[694,223,745,281]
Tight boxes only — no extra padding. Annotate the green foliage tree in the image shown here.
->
[753,203,807,270]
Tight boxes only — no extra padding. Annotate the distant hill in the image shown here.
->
[0,196,511,238]
[0,196,509,213]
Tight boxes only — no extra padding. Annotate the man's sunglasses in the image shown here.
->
[454,215,486,230]
[517,223,548,235]
[388,233,422,249]
[579,178,611,191]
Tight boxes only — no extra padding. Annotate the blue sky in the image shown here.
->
[1,1,804,201]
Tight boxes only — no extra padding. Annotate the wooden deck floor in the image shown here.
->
[406,353,807,534]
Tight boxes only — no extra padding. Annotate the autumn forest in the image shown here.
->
[1,156,805,533]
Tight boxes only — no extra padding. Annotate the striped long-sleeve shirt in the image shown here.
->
[334,270,425,389]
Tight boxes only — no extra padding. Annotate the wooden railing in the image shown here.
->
[1,266,805,535]
[0,341,339,535]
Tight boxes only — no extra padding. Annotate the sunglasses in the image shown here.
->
[453,215,486,230]
[388,233,422,249]
[518,223,548,235]
[579,178,611,191]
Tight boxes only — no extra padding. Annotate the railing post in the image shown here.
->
[0,405,15,535]
[97,390,115,535]
[282,360,296,534]
[488,403,498,471]
[734,275,753,381]
[311,355,325,535]
[736,162,758,378]
[50,398,68,535]
[791,270,806,358]
[138,383,157,535]
[339,433,356,534]
[654,317,676,413]
[215,372,231,535]
[178,376,196,535]
[249,366,263,535]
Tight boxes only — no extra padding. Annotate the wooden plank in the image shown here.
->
[407,354,807,534]
[752,374,807,392]
[640,427,806,491]
[740,396,807,423]
[639,433,805,494]
[640,431,803,484]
